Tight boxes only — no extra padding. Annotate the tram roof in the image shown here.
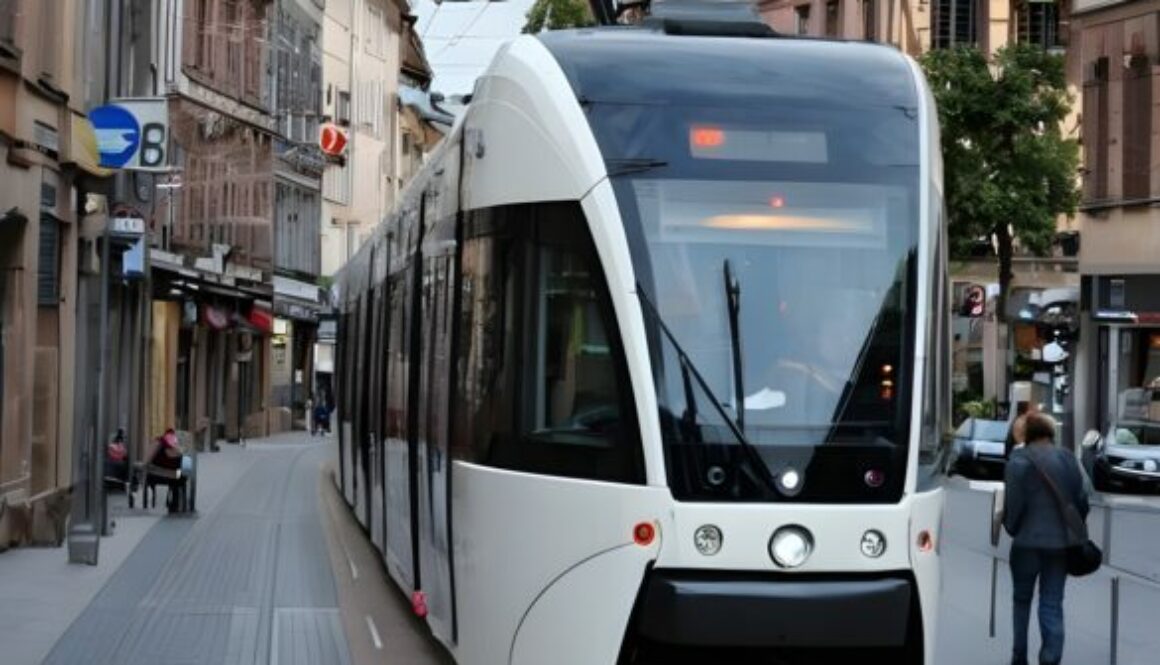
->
[537,26,919,111]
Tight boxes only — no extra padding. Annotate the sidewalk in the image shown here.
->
[936,480,1160,665]
[40,431,349,665]
[0,434,283,665]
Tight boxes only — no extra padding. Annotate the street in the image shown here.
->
[0,432,1156,664]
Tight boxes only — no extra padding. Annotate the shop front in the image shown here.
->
[1082,275,1160,440]
[272,275,323,431]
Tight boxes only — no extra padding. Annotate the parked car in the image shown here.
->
[951,418,1010,479]
[1082,388,1160,494]
[1083,425,1160,493]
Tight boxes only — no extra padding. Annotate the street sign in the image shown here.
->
[110,216,146,237]
[89,105,140,168]
[319,123,348,156]
[88,99,169,171]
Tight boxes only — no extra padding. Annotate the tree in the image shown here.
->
[920,43,1080,322]
[523,0,596,33]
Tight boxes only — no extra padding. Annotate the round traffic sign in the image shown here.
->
[89,105,141,168]
[320,124,348,156]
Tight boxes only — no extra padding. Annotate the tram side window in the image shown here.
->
[453,202,644,484]
[920,206,951,469]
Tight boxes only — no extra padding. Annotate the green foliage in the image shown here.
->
[920,44,1080,319]
[954,389,996,424]
[523,0,596,33]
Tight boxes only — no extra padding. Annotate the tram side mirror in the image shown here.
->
[1081,430,1102,451]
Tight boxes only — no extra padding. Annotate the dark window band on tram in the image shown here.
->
[452,201,645,485]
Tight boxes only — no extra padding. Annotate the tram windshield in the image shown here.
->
[591,101,920,503]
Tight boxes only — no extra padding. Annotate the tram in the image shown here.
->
[334,13,949,665]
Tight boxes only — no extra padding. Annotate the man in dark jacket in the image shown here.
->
[1003,413,1090,665]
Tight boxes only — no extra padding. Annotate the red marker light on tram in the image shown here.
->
[691,126,725,148]
[633,522,656,546]
[769,195,786,209]
[917,530,935,553]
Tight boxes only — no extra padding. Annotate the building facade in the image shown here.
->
[271,0,326,429]
[757,0,1066,56]
[149,0,281,449]
[317,0,444,406]
[0,0,87,545]
[1069,0,1160,447]
[320,0,401,282]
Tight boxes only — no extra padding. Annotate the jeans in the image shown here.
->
[1010,545,1068,665]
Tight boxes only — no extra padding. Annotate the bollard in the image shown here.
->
[989,556,999,638]
[1110,576,1120,665]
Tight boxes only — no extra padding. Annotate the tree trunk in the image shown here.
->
[995,223,1014,324]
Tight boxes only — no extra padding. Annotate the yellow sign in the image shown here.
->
[70,115,113,177]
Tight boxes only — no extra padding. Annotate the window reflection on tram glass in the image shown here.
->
[536,247,618,438]
[594,102,919,502]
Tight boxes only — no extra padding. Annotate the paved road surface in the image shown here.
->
[44,437,352,665]
[9,432,1158,665]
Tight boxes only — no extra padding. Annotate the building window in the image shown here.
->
[192,0,211,70]
[1017,1,1061,50]
[825,0,840,38]
[795,4,812,35]
[0,0,16,47]
[38,216,60,306]
[933,0,979,49]
[1082,56,1109,202]
[365,4,384,58]
[863,0,877,41]
[1123,54,1153,200]
[337,90,351,126]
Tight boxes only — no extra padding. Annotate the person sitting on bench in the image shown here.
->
[143,429,188,512]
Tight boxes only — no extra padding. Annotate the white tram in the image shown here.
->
[334,14,949,665]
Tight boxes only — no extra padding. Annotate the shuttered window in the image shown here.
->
[38,215,60,306]
[1082,57,1109,202]
[863,0,877,40]
[1123,54,1152,200]
[1018,1,1061,50]
[825,0,840,37]
[0,0,16,47]
[933,0,979,49]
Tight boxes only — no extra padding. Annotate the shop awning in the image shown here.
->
[247,304,274,334]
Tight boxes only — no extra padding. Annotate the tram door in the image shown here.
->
[385,203,420,591]
[417,248,457,641]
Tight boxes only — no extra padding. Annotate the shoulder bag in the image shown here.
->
[1026,452,1103,577]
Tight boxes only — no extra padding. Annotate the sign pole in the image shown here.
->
[96,216,112,537]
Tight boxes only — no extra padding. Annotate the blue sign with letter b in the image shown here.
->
[89,105,141,168]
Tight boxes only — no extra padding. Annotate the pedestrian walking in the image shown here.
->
[1003,413,1091,665]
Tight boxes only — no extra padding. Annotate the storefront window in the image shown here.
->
[1104,328,1160,431]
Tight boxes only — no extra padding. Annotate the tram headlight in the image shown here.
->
[693,525,723,556]
[860,530,887,558]
[769,526,813,569]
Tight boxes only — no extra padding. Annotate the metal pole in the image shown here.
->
[988,556,999,638]
[96,222,112,537]
[1110,576,1120,665]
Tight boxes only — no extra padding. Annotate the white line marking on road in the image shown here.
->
[323,490,360,580]
[365,615,383,650]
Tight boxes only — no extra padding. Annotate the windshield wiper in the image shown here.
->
[607,158,668,177]
[724,259,745,433]
[636,284,777,494]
